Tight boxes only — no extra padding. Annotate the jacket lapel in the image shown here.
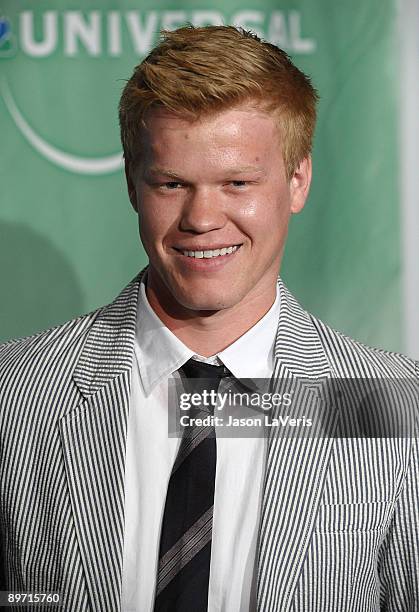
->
[59,271,144,612]
[256,280,339,612]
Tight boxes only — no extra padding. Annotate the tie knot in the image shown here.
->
[180,358,230,380]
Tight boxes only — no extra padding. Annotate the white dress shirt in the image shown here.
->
[121,276,280,611]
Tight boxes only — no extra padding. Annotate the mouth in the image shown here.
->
[173,244,243,259]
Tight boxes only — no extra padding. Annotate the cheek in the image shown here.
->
[138,199,178,250]
[236,193,290,237]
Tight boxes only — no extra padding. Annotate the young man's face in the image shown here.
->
[126,101,311,316]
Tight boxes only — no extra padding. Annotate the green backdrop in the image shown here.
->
[0,1,401,353]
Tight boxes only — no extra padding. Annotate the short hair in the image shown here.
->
[119,25,318,180]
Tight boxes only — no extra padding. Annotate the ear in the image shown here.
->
[289,156,312,214]
[125,160,138,212]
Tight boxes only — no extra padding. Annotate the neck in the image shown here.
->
[145,274,277,357]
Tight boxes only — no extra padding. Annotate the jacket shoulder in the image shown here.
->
[0,307,103,378]
[309,314,418,378]
[0,272,142,392]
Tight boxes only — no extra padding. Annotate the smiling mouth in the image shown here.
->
[174,244,243,259]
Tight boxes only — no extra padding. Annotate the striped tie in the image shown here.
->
[154,358,230,612]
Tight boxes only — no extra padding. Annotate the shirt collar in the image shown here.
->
[134,273,280,395]
[216,289,280,380]
[134,276,194,396]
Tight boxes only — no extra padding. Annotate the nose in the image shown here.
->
[179,187,226,233]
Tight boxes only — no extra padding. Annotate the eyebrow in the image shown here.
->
[145,167,184,180]
[225,166,266,175]
[145,166,266,179]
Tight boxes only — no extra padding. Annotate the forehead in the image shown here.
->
[139,103,281,163]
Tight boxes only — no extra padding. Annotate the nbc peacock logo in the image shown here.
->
[0,16,16,57]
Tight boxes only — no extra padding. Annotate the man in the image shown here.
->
[0,25,418,612]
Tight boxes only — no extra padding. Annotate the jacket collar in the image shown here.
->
[73,269,145,397]
[271,280,331,379]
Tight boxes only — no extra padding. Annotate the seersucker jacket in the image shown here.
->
[0,269,418,612]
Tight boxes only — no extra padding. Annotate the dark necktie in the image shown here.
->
[154,358,230,612]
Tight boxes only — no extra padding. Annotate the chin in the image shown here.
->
[153,268,244,312]
[174,289,240,313]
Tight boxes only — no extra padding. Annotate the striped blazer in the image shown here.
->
[0,270,418,612]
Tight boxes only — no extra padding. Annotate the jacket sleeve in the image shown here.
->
[0,522,6,590]
[378,423,419,609]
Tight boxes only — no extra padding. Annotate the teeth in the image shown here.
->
[181,245,240,258]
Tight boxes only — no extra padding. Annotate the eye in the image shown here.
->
[230,180,248,188]
[162,181,183,190]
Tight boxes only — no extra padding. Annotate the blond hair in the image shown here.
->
[119,25,318,180]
